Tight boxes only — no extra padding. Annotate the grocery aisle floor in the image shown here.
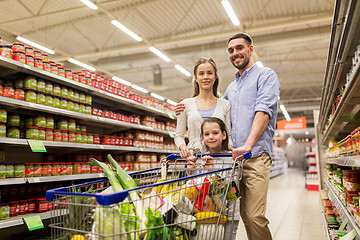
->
[236,168,324,240]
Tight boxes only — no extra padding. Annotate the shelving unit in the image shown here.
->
[325,179,360,240]
[0,48,177,233]
[318,0,360,237]
[306,152,319,191]
[270,147,286,178]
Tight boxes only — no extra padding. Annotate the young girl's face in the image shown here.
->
[202,122,226,152]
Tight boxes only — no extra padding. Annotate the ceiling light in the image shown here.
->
[221,0,240,26]
[68,58,96,71]
[111,20,142,42]
[167,99,177,106]
[149,46,171,62]
[280,104,285,111]
[175,64,191,77]
[112,76,132,86]
[305,131,309,135]
[255,61,264,67]
[131,84,148,93]
[150,92,165,101]
[79,0,97,10]
[16,36,55,54]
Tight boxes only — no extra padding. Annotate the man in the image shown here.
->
[176,33,280,240]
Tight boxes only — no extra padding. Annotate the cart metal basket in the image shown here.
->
[45,152,251,240]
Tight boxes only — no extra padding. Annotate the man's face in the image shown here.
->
[227,38,253,70]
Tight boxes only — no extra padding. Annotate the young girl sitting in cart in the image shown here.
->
[187,117,240,240]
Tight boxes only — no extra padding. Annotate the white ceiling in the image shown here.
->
[0,0,335,134]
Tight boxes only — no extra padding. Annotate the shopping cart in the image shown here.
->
[45,152,251,240]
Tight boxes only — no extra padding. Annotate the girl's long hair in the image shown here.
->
[200,117,229,152]
[192,57,219,98]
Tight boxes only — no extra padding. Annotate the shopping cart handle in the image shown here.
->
[166,151,252,160]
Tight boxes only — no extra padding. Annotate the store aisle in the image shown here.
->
[236,168,324,240]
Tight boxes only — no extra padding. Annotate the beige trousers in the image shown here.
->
[239,152,272,240]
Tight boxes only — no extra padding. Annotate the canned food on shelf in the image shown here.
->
[14,87,25,100]
[3,84,15,98]
[0,45,13,58]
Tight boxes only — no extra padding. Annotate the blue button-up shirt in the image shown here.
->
[223,64,280,158]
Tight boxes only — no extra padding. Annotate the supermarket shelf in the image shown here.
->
[324,156,360,167]
[320,198,331,240]
[0,96,175,136]
[0,56,175,119]
[0,209,65,229]
[325,178,360,240]
[0,138,178,154]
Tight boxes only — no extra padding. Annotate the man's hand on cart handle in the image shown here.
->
[232,145,253,160]
[175,100,185,116]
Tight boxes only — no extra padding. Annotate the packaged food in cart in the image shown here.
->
[45,152,251,240]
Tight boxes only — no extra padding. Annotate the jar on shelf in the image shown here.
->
[9,201,19,216]
[60,98,68,109]
[0,123,5,137]
[6,164,14,178]
[38,127,45,140]
[0,45,13,58]
[85,95,92,105]
[68,131,75,142]
[8,113,20,126]
[51,163,60,176]
[0,163,5,178]
[33,163,42,176]
[24,76,37,90]
[78,73,85,84]
[75,132,82,143]
[93,134,100,144]
[34,115,46,128]
[25,46,33,56]
[25,163,33,177]
[35,198,49,213]
[27,199,35,213]
[67,100,74,111]
[14,87,25,100]
[80,125,86,133]
[45,128,53,141]
[65,69,72,79]
[41,53,48,61]
[85,104,91,115]
[0,203,10,220]
[45,81,53,94]
[41,163,51,176]
[87,133,93,144]
[0,109,6,123]
[43,61,50,72]
[7,127,20,138]
[53,96,60,108]
[79,93,86,103]
[61,130,68,142]
[57,119,68,130]
[81,132,87,143]
[53,84,61,97]
[3,83,14,98]
[73,101,80,112]
[68,119,76,131]
[13,163,25,177]
[37,79,45,92]
[50,62,58,74]
[18,200,28,215]
[25,54,34,67]
[26,126,39,139]
[25,89,37,103]
[60,86,68,98]
[36,91,46,105]
[45,93,53,106]
[34,50,41,58]
[79,103,86,113]
[73,72,79,82]
[12,42,25,52]
[58,67,65,77]
[53,129,62,141]
[34,57,43,69]
[12,51,25,63]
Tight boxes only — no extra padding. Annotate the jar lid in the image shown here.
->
[0,45,12,48]
[27,126,39,129]
[34,56,42,60]
[25,46,33,49]
[41,53,48,56]
[36,198,46,201]
[54,129,61,132]
[13,42,25,46]
[34,50,41,53]
[58,66,64,69]
[0,203,9,206]
[25,54,33,57]
[37,91,45,94]
[49,61,55,64]
[65,69,72,71]
[9,201,19,203]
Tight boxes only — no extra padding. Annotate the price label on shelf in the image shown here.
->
[24,215,44,231]
[27,140,47,152]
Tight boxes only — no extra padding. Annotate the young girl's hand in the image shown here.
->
[187,156,196,168]
[202,155,214,168]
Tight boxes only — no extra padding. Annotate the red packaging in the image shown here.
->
[18,200,28,214]
[9,201,19,216]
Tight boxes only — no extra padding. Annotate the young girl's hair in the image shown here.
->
[200,117,229,152]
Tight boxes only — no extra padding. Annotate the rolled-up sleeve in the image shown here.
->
[255,70,280,118]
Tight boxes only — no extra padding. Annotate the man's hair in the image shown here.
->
[227,33,253,46]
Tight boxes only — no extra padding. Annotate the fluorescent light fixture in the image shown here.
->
[305,131,309,135]
[16,36,55,54]
[131,84,148,93]
[285,114,291,121]
[149,46,171,62]
[255,61,264,67]
[221,0,240,26]
[150,92,165,101]
[175,64,191,77]
[111,20,142,42]
[68,58,96,71]
[79,0,97,10]
[112,76,132,86]
[280,104,285,111]
[167,99,177,106]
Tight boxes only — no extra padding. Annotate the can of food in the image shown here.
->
[171,192,198,214]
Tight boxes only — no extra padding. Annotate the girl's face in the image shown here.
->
[202,122,226,152]
[195,62,216,91]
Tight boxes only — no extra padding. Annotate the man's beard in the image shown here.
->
[232,56,249,70]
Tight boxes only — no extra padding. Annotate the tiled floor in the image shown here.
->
[236,168,324,240]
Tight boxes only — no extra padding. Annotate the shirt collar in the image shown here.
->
[235,64,257,81]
